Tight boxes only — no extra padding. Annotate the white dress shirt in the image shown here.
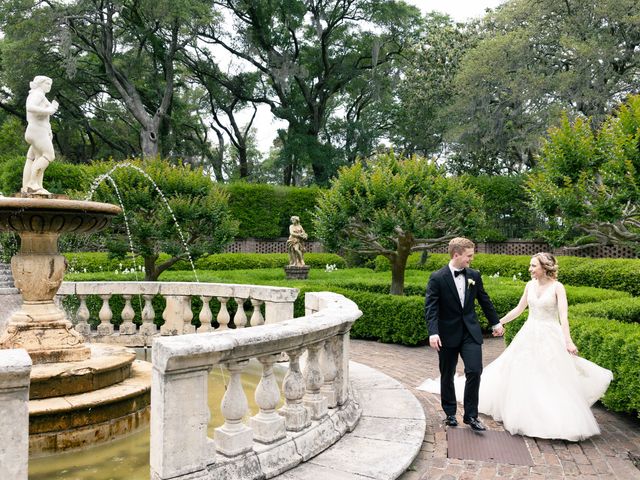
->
[448,261,466,307]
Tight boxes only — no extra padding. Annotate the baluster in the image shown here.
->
[97,294,114,335]
[183,296,195,334]
[303,342,327,420]
[334,333,348,407]
[140,294,157,336]
[214,360,253,457]
[119,294,136,334]
[249,299,264,327]
[161,295,188,335]
[198,296,213,333]
[233,297,248,328]
[216,297,230,330]
[320,337,338,408]
[74,294,91,336]
[279,348,309,431]
[250,354,286,443]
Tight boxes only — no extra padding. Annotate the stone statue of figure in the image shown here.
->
[22,75,59,195]
[287,216,308,266]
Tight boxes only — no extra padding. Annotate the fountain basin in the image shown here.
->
[0,196,122,236]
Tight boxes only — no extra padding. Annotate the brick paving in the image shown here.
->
[350,337,640,480]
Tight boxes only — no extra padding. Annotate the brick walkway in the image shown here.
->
[350,337,640,480]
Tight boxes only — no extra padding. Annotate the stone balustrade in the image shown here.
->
[0,349,32,480]
[150,291,363,480]
[56,282,299,345]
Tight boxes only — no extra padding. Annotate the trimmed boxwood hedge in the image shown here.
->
[569,298,640,324]
[570,317,640,415]
[294,282,627,346]
[224,183,320,239]
[375,253,640,297]
[63,252,346,274]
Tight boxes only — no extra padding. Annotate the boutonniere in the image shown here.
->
[467,278,475,287]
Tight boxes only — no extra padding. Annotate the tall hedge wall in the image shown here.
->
[224,183,320,239]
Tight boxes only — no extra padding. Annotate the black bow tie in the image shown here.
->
[454,268,466,277]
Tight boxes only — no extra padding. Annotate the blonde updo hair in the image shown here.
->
[532,252,558,279]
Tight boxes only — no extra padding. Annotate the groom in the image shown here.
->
[425,237,503,431]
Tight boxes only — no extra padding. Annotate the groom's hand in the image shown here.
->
[429,334,442,351]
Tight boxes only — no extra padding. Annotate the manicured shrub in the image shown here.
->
[63,252,346,274]
[570,317,640,416]
[294,285,428,346]
[224,183,320,239]
[375,253,640,297]
[570,298,640,324]
[194,253,346,270]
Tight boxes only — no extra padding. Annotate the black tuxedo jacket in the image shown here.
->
[425,266,499,347]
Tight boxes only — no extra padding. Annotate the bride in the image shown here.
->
[418,252,613,441]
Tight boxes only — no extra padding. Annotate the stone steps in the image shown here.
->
[28,347,151,456]
[29,343,137,399]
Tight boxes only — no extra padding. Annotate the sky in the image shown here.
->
[249,0,507,153]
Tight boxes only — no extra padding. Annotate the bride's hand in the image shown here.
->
[566,341,578,355]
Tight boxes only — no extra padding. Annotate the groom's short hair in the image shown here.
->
[448,237,475,257]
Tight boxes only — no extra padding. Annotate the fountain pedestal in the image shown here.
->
[0,196,121,364]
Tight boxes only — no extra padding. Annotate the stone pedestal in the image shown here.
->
[0,196,121,364]
[0,233,89,363]
[284,265,310,280]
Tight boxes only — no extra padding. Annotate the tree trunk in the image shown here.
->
[144,255,159,281]
[389,237,413,295]
[389,252,411,295]
[140,127,159,158]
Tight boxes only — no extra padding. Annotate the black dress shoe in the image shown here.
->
[463,417,486,431]
[444,415,458,427]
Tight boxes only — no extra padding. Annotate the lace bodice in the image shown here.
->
[527,280,560,323]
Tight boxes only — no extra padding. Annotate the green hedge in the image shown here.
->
[375,253,640,297]
[63,252,346,274]
[571,317,640,415]
[293,282,627,347]
[224,183,320,239]
[569,298,640,324]
[194,253,345,271]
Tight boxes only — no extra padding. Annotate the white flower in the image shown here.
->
[325,263,337,272]
[513,275,517,281]
[467,278,475,287]
[83,268,87,273]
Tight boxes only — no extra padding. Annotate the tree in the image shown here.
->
[446,0,640,174]
[388,12,473,158]
[314,152,486,295]
[0,0,216,160]
[202,0,422,185]
[527,95,640,252]
[88,158,239,280]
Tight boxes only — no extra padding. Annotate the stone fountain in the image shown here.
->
[0,76,151,455]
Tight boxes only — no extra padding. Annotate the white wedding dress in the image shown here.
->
[418,280,613,441]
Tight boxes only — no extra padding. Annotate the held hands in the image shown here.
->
[492,322,505,337]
